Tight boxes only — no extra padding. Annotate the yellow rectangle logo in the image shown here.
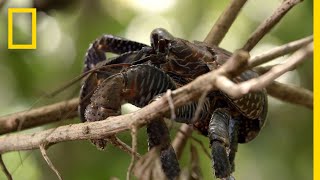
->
[8,8,37,49]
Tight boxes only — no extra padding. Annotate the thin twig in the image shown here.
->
[191,91,209,123]
[248,36,313,68]
[189,144,203,179]
[242,0,303,51]
[107,136,141,158]
[266,81,313,109]
[254,64,280,74]
[0,155,12,180]
[172,124,193,159]
[166,90,176,120]
[189,136,211,159]
[127,125,138,180]
[133,147,165,180]
[39,144,63,180]
[216,43,313,98]
[175,126,211,159]
[204,0,248,46]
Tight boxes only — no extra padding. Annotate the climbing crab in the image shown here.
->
[78,28,268,180]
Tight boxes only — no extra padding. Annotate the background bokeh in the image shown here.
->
[0,0,313,179]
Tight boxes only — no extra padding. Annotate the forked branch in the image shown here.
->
[242,0,303,51]
[204,0,248,46]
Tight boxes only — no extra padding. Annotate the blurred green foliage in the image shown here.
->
[0,0,313,180]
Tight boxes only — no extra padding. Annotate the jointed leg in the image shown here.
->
[228,119,239,173]
[147,119,180,179]
[208,108,232,179]
[146,93,212,179]
[84,35,149,72]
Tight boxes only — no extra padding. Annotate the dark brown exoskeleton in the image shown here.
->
[79,28,268,180]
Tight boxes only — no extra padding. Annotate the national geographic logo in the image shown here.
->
[8,8,37,49]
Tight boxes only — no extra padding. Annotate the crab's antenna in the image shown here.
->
[46,63,132,98]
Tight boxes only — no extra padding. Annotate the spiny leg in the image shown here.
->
[123,65,181,179]
[84,35,149,72]
[228,119,239,173]
[147,119,180,180]
[79,72,98,122]
[147,93,213,179]
[208,108,232,179]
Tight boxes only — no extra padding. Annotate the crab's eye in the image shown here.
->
[151,28,174,42]
[151,28,175,53]
[151,33,159,50]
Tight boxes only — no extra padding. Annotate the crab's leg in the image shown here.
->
[84,35,149,72]
[146,119,180,179]
[79,72,99,122]
[228,119,239,173]
[209,108,233,179]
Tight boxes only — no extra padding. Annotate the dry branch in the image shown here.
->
[127,126,138,180]
[0,98,79,135]
[266,81,313,109]
[133,147,165,180]
[248,36,313,68]
[216,43,313,98]
[204,0,248,46]
[107,136,141,158]
[242,0,303,51]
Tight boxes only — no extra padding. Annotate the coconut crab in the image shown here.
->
[78,28,268,180]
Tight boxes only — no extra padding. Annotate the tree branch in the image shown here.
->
[204,0,248,46]
[0,98,79,135]
[248,36,313,68]
[266,81,313,109]
[242,0,303,51]
[216,43,313,98]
